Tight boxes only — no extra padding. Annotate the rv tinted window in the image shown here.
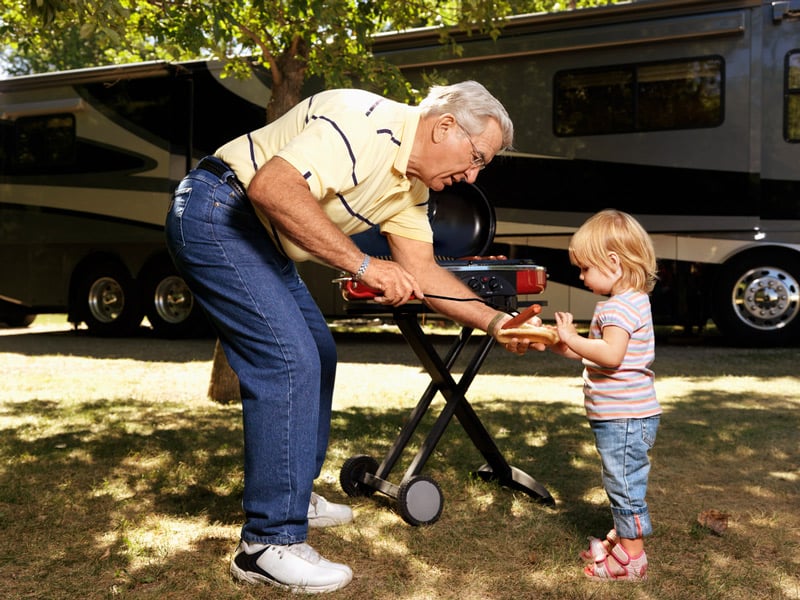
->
[554,57,723,136]
[83,77,176,145]
[554,70,633,135]
[786,51,800,142]
[12,114,76,170]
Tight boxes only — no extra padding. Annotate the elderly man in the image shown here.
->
[165,81,532,594]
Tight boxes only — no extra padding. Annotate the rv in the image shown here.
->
[2,0,800,345]
[369,0,800,345]
[0,60,271,336]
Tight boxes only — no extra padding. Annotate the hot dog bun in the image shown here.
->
[495,325,559,346]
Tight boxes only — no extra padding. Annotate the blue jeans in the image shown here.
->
[589,416,660,540]
[165,158,337,545]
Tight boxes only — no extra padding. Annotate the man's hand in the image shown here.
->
[502,336,549,355]
[359,257,424,306]
[495,312,548,355]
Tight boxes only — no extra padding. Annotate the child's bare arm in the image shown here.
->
[549,339,583,360]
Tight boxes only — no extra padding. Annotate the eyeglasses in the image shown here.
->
[456,122,487,170]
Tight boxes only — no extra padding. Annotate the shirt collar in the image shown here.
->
[393,106,420,177]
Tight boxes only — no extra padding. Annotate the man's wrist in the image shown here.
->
[487,312,506,336]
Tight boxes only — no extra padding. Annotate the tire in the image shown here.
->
[139,258,210,338]
[712,248,800,346]
[0,313,36,328]
[339,454,379,498]
[397,475,443,526]
[72,259,142,337]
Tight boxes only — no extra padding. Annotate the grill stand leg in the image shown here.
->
[347,310,554,523]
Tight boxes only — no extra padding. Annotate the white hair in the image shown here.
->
[418,80,514,149]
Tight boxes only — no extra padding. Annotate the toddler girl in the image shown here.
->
[550,209,661,581]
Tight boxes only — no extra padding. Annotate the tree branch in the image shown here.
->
[236,21,280,86]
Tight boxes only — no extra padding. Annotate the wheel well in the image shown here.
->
[708,244,800,299]
[712,245,800,288]
[138,250,175,280]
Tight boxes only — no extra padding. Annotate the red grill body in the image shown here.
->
[339,258,546,311]
[443,258,546,299]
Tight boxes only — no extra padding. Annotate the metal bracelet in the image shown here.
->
[354,255,370,280]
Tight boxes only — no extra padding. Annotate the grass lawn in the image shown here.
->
[1,318,798,599]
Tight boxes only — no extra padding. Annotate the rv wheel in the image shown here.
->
[712,249,800,346]
[73,259,143,337]
[139,258,210,338]
[0,313,36,328]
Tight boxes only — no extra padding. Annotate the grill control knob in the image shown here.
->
[467,277,482,292]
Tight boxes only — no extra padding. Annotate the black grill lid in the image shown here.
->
[351,182,496,259]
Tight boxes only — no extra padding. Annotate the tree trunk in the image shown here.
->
[207,42,308,405]
[266,39,308,122]
[207,339,240,404]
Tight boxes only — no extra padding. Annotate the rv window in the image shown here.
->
[12,114,76,170]
[786,51,800,142]
[554,57,723,136]
[554,70,634,135]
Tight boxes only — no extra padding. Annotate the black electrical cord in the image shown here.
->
[422,293,525,319]
[423,292,494,306]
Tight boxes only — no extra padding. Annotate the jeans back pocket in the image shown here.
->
[166,184,192,258]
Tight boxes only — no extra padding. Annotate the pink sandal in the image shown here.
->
[584,544,648,581]
[579,529,618,562]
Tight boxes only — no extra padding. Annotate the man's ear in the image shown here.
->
[433,113,456,143]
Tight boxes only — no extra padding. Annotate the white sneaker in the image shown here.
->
[230,540,353,593]
[308,492,354,528]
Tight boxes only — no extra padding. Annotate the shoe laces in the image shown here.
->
[285,542,321,564]
[309,492,326,515]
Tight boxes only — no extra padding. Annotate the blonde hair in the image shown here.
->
[568,209,658,293]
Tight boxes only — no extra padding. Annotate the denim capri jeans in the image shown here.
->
[589,416,660,539]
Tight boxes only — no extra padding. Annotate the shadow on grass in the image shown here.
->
[2,383,798,599]
[0,328,217,362]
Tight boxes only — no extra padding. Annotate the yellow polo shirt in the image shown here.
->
[215,88,432,263]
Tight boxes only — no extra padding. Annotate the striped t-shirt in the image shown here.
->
[215,88,432,263]
[582,289,661,420]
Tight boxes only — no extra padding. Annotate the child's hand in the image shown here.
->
[554,311,578,344]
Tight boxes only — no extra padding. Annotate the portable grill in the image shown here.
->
[336,184,555,526]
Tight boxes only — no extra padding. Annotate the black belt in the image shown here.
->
[196,156,247,197]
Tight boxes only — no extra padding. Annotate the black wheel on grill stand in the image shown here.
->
[397,475,444,526]
[340,454,379,497]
